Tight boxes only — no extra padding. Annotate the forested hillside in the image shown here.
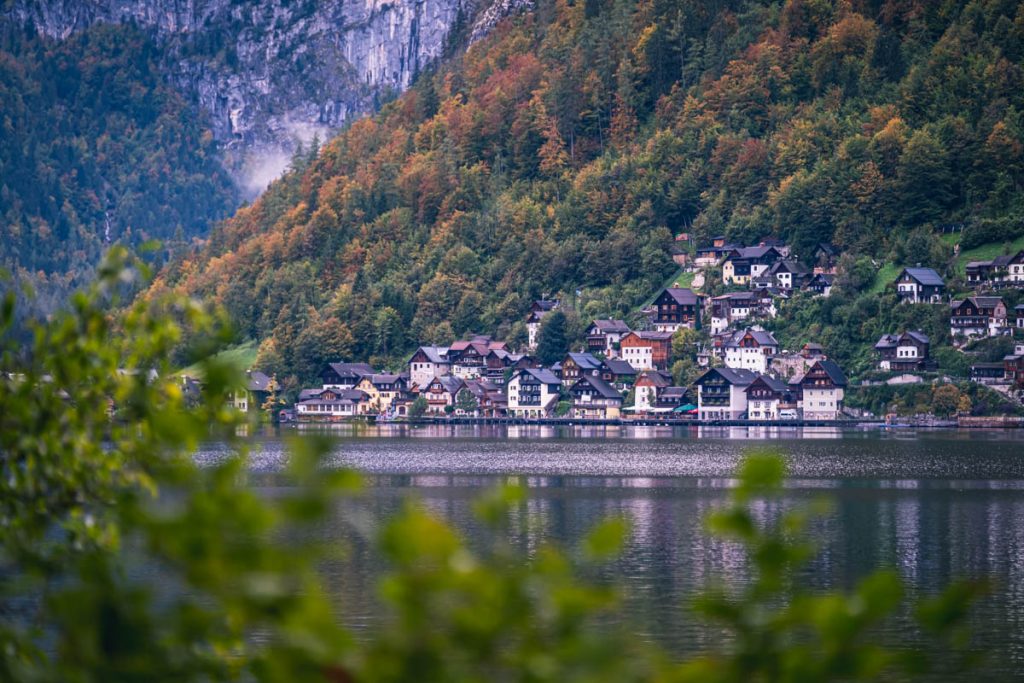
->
[0,21,237,314]
[148,0,1024,385]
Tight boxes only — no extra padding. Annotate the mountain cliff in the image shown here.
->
[2,0,528,326]
[5,0,481,193]
[146,0,1024,387]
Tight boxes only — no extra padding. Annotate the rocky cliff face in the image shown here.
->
[6,0,485,195]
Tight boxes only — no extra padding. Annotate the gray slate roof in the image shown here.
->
[604,359,637,375]
[410,346,450,364]
[574,374,622,400]
[747,374,789,393]
[696,367,758,386]
[661,287,701,305]
[522,368,561,385]
[590,319,631,334]
[725,328,778,348]
[900,267,945,286]
[567,352,604,371]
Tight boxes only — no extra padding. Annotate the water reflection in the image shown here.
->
[197,430,1024,678]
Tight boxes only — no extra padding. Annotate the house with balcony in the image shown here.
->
[354,373,407,414]
[296,387,367,421]
[601,358,638,389]
[506,368,562,418]
[408,346,451,389]
[753,259,809,291]
[619,331,674,371]
[721,246,783,286]
[650,288,703,333]
[419,375,466,414]
[873,331,934,372]
[722,328,779,374]
[694,367,757,421]
[965,251,1024,287]
[321,362,376,390]
[569,374,623,419]
[585,319,631,358]
[708,291,776,334]
[894,267,945,303]
[797,360,847,420]
[559,352,604,386]
[744,375,793,421]
[949,296,1007,341]
[1004,345,1024,388]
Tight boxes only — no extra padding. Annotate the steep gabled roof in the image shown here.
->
[246,371,273,392]
[899,267,945,286]
[660,287,701,305]
[566,352,604,370]
[637,370,671,388]
[590,319,631,334]
[409,346,449,364]
[726,246,781,261]
[573,373,622,399]
[522,368,561,385]
[326,362,375,378]
[603,359,637,376]
[432,375,465,395]
[725,328,778,348]
[770,259,809,275]
[745,374,788,394]
[874,333,899,350]
[951,295,1005,310]
[813,360,848,387]
[695,367,758,386]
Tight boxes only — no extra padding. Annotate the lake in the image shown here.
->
[198,425,1024,678]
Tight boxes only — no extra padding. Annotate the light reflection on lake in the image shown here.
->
[197,426,1024,678]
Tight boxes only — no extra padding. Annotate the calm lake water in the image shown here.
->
[198,426,1024,678]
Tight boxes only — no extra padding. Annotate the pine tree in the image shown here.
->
[535,311,568,366]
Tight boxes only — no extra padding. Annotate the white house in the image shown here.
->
[506,368,562,418]
[744,375,790,421]
[632,370,672,412]
[569,374,624,420]
[408,346,450,389]
[694,367,757,421]
[797,360,847,420]
[295,388,366,421]
[894,267,945,304]
[722,328,779,374]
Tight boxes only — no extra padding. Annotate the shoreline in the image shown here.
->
[281,415,1023,429]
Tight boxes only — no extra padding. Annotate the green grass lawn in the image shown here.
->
[868,262,900,295]
[953,234,1024,274]
[178,340,258,378]
[639,266,695,309]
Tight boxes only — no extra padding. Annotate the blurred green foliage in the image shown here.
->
[0,252,983,680]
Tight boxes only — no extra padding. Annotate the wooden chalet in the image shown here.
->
[650,288,702,333]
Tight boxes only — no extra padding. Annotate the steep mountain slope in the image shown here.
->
[2,0,501,323]
[149,0,1024,385]
[4,0,477,193]
[0,22,237,286]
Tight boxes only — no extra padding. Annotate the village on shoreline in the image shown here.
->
[187,237,1024,428]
